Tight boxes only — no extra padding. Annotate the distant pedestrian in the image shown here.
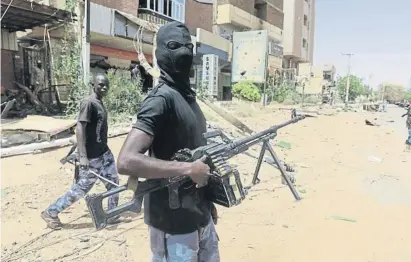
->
[401,105,411,145]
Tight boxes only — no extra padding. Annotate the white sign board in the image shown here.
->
[232,30,268,83]
[202,54,219,96]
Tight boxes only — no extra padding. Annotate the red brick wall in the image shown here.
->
[91,44,153,63]
[91,0,138,16]
[185,0,213,35]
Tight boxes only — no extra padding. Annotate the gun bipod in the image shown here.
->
[250,139,301,201]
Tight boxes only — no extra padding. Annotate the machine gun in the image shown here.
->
[85,113,306,230]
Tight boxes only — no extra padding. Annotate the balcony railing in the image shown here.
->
[137,11,173,26]
[138,0,185,23]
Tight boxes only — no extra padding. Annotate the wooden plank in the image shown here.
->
[1,99,15,119]
[199,98,254,135]
[14,82,46,110]
[2,115,76,133]
[0,137,75,158]
[0,128,129,158]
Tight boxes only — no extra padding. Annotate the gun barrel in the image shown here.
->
[229,115,305,150]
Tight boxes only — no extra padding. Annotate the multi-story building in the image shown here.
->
[283,0,315,71]
[184,0,285,99]
[20,0,289,100]
[19,0,196,92]
[214,0,284,72]
[88,0,196,89]
[297,63,336,103]
[137,0,186,25]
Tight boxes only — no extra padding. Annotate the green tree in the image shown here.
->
[232,81,261,102]
[336,75,367,101]
[404,91,411,100]
[103,69,144,122]
[266,73,298,103]
[379,84,406,101]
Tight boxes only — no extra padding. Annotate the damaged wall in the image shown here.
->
[1,50,17,94]
[185,0,213,35]
[1,29,19,94]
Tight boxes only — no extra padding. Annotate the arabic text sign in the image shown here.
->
[202,54,219,96]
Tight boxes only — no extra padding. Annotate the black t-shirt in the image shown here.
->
[77,96,109,159]
[133,84,211,234]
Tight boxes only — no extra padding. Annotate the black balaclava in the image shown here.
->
[155,21,196,101]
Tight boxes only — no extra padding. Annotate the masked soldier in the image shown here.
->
[117,22,220,261]
[41,74,121,229]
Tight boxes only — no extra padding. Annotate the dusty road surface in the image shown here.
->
[1,103,411,262]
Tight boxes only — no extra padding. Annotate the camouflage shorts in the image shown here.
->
[149,217,220,262]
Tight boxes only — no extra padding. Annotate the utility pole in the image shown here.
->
[368,74,373,101]
[342,53,353,107]
[82,0,90,86]
[212,0,218,35]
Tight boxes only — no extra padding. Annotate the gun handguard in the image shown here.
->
[167,113,306,209]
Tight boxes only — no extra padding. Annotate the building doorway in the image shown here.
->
[222,86,232,101]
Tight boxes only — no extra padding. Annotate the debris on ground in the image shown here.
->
[276,141,292,150]
[330,215,357,223]
[365,119,379,126]
[2,102,410,261]
[367,156,382,163]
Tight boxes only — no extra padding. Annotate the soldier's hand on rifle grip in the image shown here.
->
[79,156,89,170]
[187,155,210,188]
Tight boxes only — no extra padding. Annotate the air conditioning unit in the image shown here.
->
[268,41,283,57]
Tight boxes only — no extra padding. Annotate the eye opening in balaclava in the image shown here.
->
[155,21,196,101]
[166,41,194,51]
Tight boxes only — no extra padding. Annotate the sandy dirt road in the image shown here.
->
[1,103,410,262]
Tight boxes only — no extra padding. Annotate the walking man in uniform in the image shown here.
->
[402,105,411,145]
[41,74,120,230]
[117,21,220,261]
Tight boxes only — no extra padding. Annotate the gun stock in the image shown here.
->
[85,176,192,230]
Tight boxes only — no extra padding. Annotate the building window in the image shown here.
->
[302,38,307,48]
[139,0,185,22]
[303,15,308,26]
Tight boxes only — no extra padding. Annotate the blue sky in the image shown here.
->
[313,0,411,89]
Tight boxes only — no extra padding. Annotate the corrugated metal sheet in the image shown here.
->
[114,13,127,37]
[90,2,113,35]
[1,29,18,51]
